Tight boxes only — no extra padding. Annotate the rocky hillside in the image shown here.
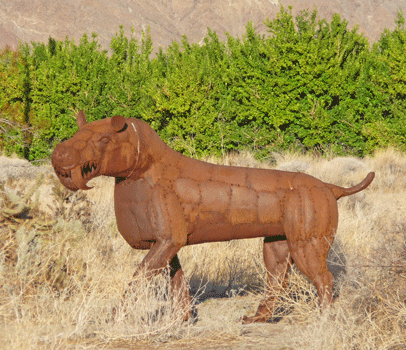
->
[1,0,406,52]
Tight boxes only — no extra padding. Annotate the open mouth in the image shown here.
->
[55,161,99,190]
[81,161,98,180]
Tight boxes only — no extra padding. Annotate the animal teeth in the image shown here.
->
[58,169,71,178]
[81,162,97,179]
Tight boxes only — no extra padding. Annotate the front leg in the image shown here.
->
[123,187,190,318]
[127,239,182,290]
[121,240,192,321]
[115,239,184,321]
[169,254,192,321]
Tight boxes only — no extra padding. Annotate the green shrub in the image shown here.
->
[1,6,406,160]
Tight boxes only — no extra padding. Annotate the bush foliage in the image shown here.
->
[1,6,406,160]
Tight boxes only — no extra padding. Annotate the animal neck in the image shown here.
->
[124,121,141,180]
[123,118,174,180]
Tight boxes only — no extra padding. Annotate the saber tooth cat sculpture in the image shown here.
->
[52,111,374,323]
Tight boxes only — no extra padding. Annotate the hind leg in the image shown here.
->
[283,186,338,309]
[242,235,292,324]
[288,239,334,308]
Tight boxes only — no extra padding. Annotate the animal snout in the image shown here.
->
[52,143,81,169]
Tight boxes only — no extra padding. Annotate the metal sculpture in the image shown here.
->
[52,112,374,323]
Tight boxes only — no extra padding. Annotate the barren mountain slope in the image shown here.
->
[1,0,406,52]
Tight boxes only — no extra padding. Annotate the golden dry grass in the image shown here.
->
[0,149,405,349]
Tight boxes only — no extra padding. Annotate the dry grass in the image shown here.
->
[0,149,405,349]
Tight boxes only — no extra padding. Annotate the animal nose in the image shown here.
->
[52,143,80,169]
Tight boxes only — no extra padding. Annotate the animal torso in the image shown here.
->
[114,148,336,248]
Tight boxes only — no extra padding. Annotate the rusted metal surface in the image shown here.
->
[52,112,375,323]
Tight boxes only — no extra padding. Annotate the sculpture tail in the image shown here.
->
[326,172,375,200]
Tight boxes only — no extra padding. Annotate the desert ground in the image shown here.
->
[0,149,405,349]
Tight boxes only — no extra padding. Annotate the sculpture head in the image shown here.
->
[52,111,139,191]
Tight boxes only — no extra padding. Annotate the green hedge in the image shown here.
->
[1,6,406,160]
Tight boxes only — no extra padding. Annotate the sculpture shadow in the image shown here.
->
[187,240,347,324]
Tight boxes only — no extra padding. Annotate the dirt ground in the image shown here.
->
[64,295,300,350]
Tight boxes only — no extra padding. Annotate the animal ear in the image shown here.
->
[111,115,127,132]
[77,111,87,128]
